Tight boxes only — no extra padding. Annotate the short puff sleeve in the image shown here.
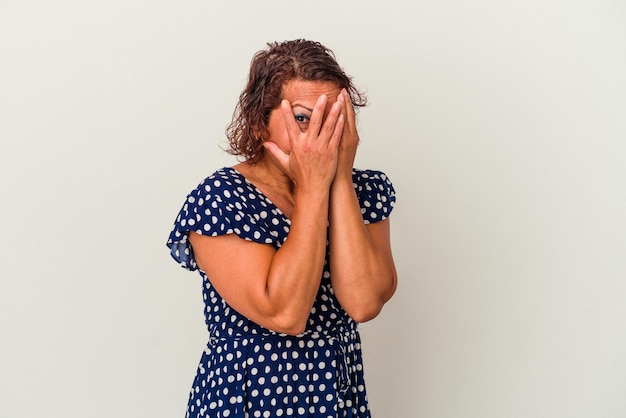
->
[166,171,282,271]
[353,169,396,224]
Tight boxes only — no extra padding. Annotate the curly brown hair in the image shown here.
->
[225,39,367,163]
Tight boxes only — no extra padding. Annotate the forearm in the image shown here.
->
[328,175,396,322]
[264,190,330,333]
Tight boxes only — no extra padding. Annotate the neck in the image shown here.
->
[235,157,296,208]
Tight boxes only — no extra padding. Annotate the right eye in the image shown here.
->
[294,114,310,124]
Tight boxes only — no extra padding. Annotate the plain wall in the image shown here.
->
[1,1,625,417]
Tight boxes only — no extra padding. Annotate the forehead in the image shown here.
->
[282,79,341,105]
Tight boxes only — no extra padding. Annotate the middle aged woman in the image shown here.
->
[168,39,397,418]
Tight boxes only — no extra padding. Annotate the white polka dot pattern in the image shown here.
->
[166,167,396,418]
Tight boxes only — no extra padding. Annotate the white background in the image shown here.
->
[2,1,626,417]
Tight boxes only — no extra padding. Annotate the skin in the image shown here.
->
[188,80,397,335]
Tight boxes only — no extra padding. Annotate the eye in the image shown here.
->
[294,113,310,124]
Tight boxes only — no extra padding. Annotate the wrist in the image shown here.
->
[331,170,353,187]
[295,186,331,205]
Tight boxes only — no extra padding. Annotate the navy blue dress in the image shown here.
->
[167,167,395,418]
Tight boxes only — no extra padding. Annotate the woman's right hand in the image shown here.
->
[263,94,345,193]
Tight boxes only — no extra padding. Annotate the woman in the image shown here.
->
[167,39,397,418]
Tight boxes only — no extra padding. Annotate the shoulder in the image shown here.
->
[352,168,394,190]
[167,167,279,270]
[352,168,396,223]
[181,167,268,231]
[191,167,249,198]
[173,166,281,241]
[184,167,266,214]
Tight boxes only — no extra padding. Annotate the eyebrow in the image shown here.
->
[291,103,313,113]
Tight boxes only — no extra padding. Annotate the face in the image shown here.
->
[265,79,342,154]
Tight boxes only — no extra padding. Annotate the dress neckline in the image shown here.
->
[224,166,292,224]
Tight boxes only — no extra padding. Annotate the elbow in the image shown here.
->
[270,313,309,336]
[276,322,307,336]
[344,301,385,323]
[342,282,397,323]
[349,262,398,323]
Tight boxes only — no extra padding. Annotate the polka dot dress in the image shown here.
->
[167,167,396,418]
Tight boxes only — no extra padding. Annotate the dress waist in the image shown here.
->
[207,325,360,397]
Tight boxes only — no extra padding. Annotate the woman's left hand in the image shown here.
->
[335,89,359,180]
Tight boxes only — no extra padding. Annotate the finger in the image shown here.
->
[342,89,357,132]
[319,100,343,143]
[262,141,290,171]
[328,113,345,150]
[306,94,328,137]
[280,99,303,142]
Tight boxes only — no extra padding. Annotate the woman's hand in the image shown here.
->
[263,94,344,193]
